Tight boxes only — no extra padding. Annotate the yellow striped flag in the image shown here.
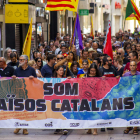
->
[22,18,32,59]
[90,16,94,39]
[45,0,79,12]
[126,0,140,24]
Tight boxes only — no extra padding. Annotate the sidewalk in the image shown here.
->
[0,128,138,140]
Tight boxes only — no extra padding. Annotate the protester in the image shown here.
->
[70,61,80,78]
[93,57,101,69]
[77,60,89,78]
[54,54,74,77]
[79,49,92,68]
[8,52,19,69]
[4,47,12,64]
[84,63,101,135]
[124,51,140,72]
[28,60,43,78]
[114,56,124,77]
[88,48,95,61]
[53,65,64,78]
[123,61,140,135]
[35,57,43,71]
[132,44,136,51]
[41,54,56,78]
[12,55,37,135]
[33,50,38,60]
[0,57,14,77]
[100,56,117,77]
[117,48,129,66]
[68,51,75,69]
[37,45,44,53]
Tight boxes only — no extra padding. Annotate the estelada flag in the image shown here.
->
[103,21,113,60]
[125,0,140,24]
[45,0,79,12]
[22,18,32,60]
[90,16,94,39]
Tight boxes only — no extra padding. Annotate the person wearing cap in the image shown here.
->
[88,48,96,61]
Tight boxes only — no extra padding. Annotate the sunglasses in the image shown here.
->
[108,59,112,62]
[37,61,41,62]
[57,57,63,60]
[117,52,121,55]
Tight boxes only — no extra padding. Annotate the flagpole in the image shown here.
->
[65,12,78,77]
[70,12,78,51]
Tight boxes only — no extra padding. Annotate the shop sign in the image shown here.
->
[5,4,35,24]
[79,9,89,16]
[115,2,121,9]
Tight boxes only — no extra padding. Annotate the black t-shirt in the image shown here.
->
[117,67,124,77]
[0,66,14,77]
[123,57,130,67]
[14,66,37,77]
[101,66,117,77]
[7,62,19,70]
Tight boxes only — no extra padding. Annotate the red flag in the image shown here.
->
[103,21,113,60]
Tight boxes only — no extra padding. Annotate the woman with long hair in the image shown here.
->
[54,66,64,78]
[85,63,101,77]
[85,63,101,135]
[28,60,43,78]
[35,57,43,71]
[68,51,76,69]
[4,47,12,64]
[132,44,136,51]
[33,51,38,60]
[70,61,80,78]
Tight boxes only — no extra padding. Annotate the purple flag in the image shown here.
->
[73,13,83,56]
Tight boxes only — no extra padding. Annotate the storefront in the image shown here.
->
[111,0,123,35]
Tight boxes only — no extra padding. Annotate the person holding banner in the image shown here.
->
[123,61,140,135]
[12,55,37,135]
[84,63,101,135]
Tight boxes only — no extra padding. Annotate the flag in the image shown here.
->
[45,0,79,12]
[22,18,32,59]
[90,16,94,39]
[125,0,140,24]
[103,21,113,60]
[73,13,83,56]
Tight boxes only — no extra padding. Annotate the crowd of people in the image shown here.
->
[0,28,140,135]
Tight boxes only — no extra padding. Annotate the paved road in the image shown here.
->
[0,128,139,140]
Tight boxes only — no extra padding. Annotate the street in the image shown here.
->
[0,128,139,140]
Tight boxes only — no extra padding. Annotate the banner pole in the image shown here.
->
[70,12,78,51]
[65,12,78,77]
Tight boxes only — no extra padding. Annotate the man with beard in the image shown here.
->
[12,55,37,135]
[13,55,37,78]
[100,55,117,77]
[0,57,14,77]
[8,52,19,69]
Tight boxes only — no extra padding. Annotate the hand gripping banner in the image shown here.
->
[0,76,139,129]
